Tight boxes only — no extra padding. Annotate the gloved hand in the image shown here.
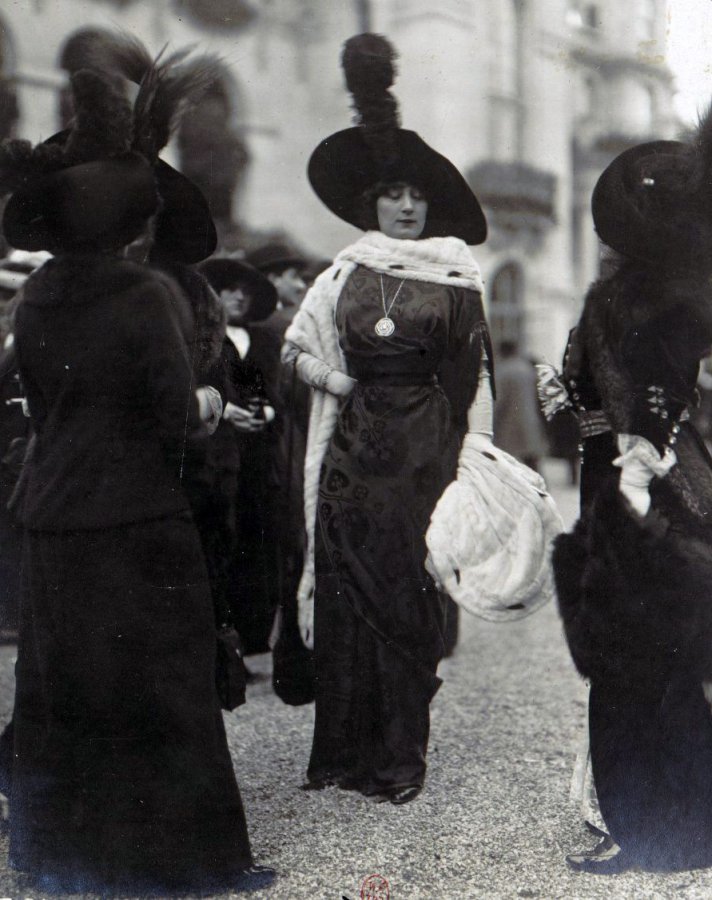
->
[299,596,314,650]
[325,370,357,398]
[618,455,654,516]
[196,385,223,434]
[614,434,676,517]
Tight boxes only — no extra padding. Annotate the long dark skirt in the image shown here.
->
[308,383,452,794]
[11,513,253,895]
[590,677,712,870]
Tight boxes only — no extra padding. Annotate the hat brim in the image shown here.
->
[308,128,487,245]
[153,161,218,264]
[591,140,692,262]
[3,154,158,253]
[198,257,278,322]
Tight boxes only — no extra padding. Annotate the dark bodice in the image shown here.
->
[336,265,492,429]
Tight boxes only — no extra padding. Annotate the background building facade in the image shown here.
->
[0,0,677,361]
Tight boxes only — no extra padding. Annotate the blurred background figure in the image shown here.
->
[198,256,279,658]
[244,243,312,663]
[494,340,549,472]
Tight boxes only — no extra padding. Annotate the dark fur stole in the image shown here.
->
[580,261,712,440]
[554,483,712,689]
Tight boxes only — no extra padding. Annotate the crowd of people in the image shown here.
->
[0,22,708,897]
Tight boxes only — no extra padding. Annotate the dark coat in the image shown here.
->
[207,334,271,478]
[13,254,207,531]
[556,260,712,682]
[554,256,712,870]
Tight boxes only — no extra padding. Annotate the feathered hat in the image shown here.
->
[198,256,278,322]
[308,33,486,245]
[591,110,712,266]
[1,68,159,253]
[76,32,220,263]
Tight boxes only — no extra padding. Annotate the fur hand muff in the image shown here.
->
[555,483,712,687]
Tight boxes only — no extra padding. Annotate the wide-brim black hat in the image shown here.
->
[247,242,307,274]
[3,153,158,253]
[41,124,217,265]
[591,140,699,263]
[308,126,487,245]
[198,257,278,322]
[152,160,217,265]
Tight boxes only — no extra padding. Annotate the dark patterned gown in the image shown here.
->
[308,266,492,795]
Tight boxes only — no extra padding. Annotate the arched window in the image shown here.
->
[490,263,524,351]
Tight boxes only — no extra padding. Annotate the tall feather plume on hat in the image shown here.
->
[690,101,712,210]
[341,33,401,169]
[77,31,219,166]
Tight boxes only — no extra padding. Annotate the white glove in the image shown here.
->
[618,456,654,516]
[195,385,223,435]
[299,596,314,650]
[325,370,357,398]
[614,434,676,517]
[703,681,712,710]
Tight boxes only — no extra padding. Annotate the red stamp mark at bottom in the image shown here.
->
[361,873,390,900]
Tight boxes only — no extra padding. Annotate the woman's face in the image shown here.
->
[376,183,428,240]
[220,286,251,325]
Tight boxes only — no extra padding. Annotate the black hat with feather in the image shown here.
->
[308,33,486,245]
[198,256,278,322]
[591,109,712,266]
[1,68,159,253]
[72,32,219,264]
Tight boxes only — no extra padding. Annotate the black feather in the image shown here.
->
[64,69,133,162]
[341,33,400,165]
[692,101,712,210]
[81,31,220,162]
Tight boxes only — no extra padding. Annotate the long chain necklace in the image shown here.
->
[375,275,405,337]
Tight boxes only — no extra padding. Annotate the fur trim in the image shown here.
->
[336,230,483,292]
[555,483,712,686]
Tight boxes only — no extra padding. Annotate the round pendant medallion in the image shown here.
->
[375,316,395,337]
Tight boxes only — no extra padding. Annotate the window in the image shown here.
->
[488,0,523,160]
[490,263,524,351]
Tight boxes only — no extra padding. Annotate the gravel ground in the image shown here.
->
[0,461,710,898]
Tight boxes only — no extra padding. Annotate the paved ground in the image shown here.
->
[0,462,711,898]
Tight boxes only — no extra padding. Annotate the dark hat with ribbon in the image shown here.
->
[0,69,160,252]
[198,256,278,322]
[307,34,486,245]
[246,242,307,274]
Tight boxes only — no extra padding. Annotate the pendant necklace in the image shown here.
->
[375,275,405,337]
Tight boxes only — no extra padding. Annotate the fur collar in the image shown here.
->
[336,231,483,293]
[23,253,161,308]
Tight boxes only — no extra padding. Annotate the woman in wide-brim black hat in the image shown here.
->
[548,122,712,872]
[0,47,273,895]
[282,33,495,805]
